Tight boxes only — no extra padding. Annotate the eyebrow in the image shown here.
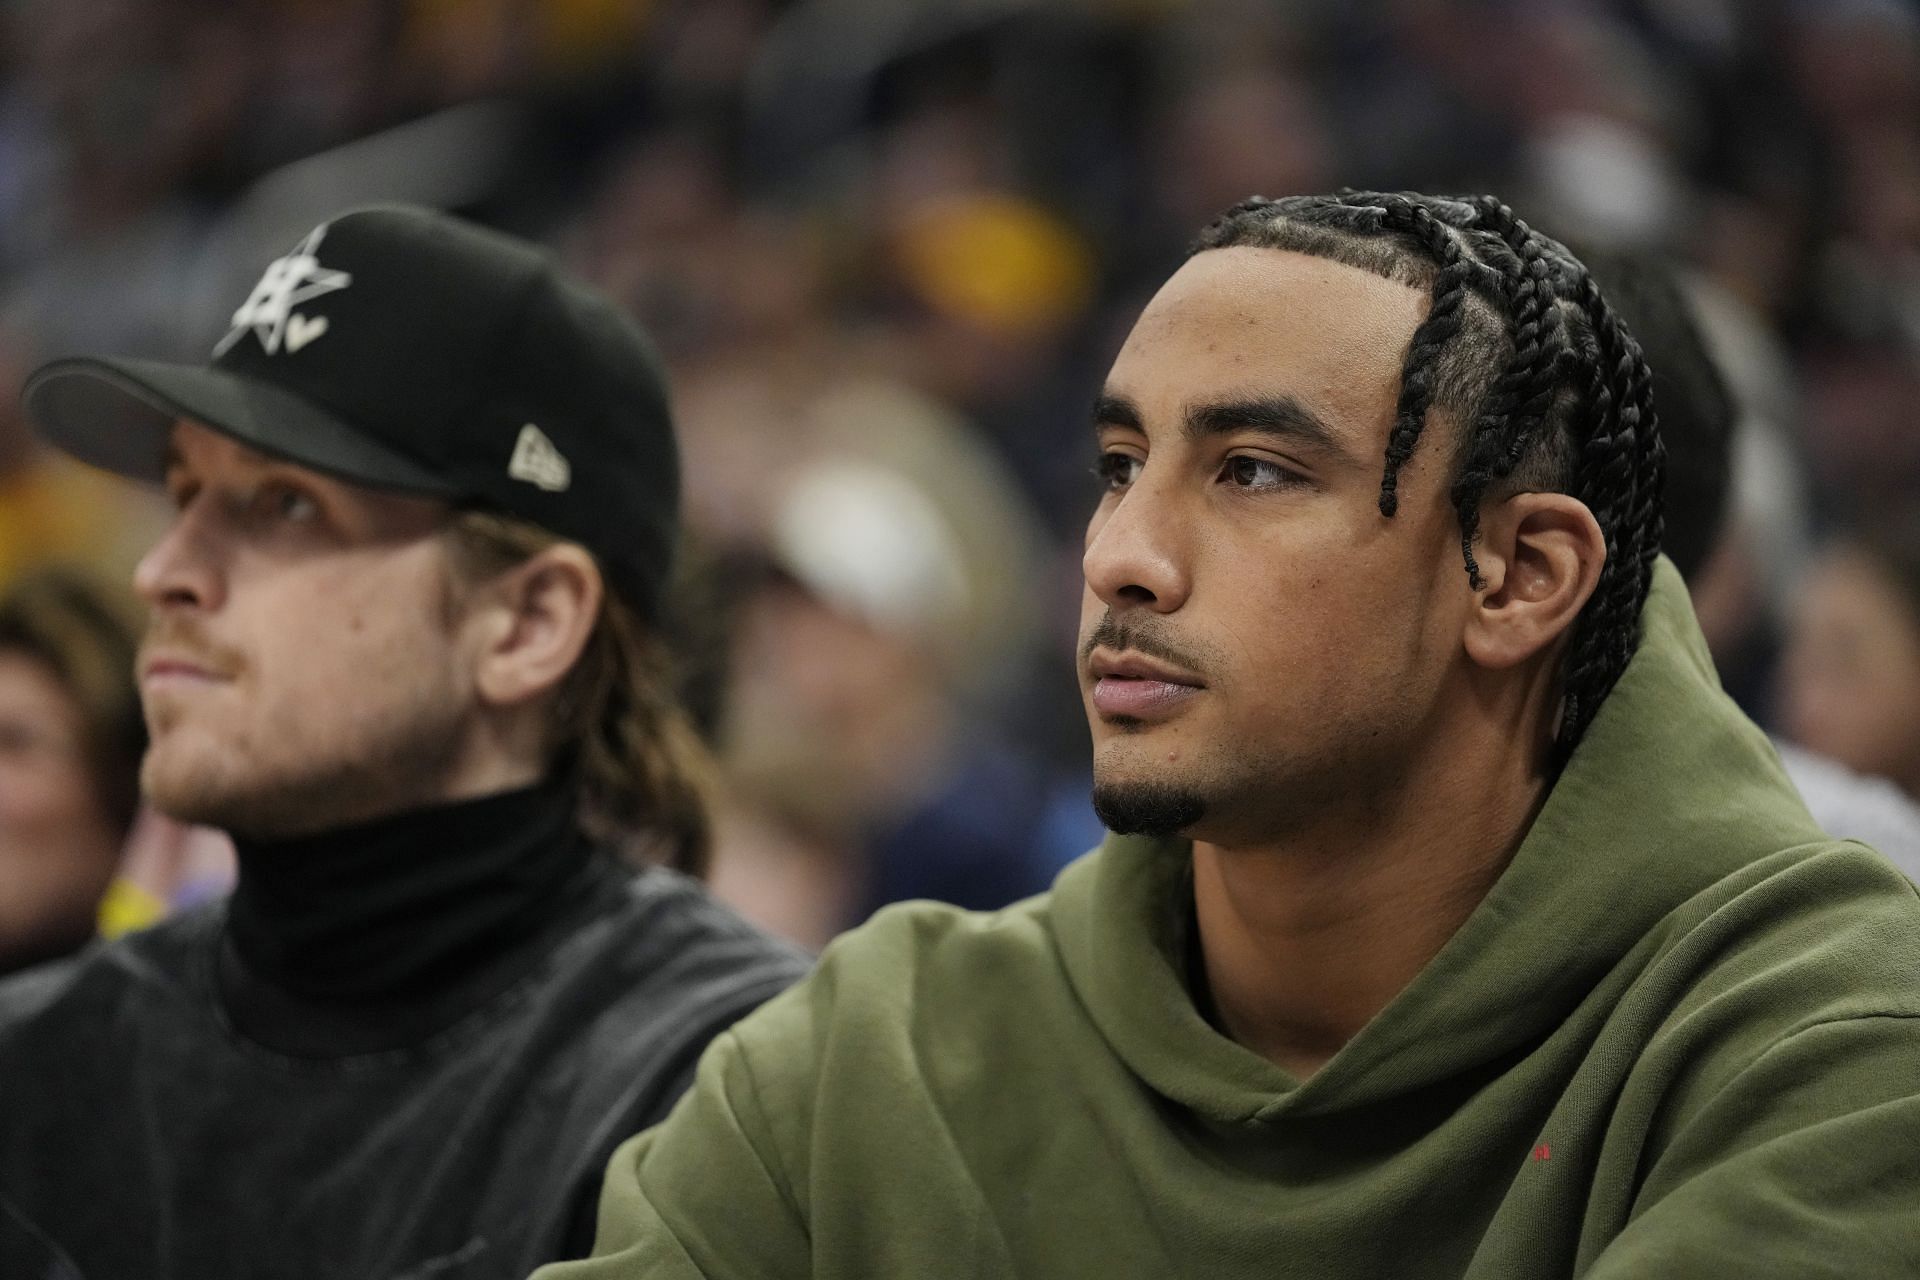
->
[1183,395,1349,458]
[1093,392,1142,432]
[1094,389,1352,461]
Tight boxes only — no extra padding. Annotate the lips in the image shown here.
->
[138,650,234,689]
[1088,648,1204,721]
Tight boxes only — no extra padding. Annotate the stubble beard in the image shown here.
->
[142,691,470,842]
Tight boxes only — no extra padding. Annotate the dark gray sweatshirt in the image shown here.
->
[0,779,806,1279]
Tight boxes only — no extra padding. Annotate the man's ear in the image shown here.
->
[1461,492,1606,671]
[468,544,604,710]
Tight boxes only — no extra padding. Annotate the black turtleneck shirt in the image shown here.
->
[0,779,807,1280]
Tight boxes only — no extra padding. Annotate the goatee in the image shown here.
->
[1092,782,1205,837]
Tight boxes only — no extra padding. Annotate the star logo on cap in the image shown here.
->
[213,225,354,358]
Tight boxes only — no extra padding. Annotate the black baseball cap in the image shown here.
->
[21,205,681,619]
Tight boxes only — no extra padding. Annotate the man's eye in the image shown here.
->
[259,485,318,522]
[1092,452,1143,491]
[1222,456,1302,490]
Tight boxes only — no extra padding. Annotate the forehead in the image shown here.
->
[1109,246,1426,442]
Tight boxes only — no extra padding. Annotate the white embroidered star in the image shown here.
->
[213,225,354,357]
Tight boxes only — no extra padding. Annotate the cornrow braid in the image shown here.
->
[1557,269,1664,745]
[1450,197,1566,590]
[1188,189,1666,758]
[1358,194,1476,520]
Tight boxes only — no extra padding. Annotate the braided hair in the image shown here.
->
[1189,191,1665,757]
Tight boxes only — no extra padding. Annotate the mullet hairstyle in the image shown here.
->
[1191,191,1665,756]
[443,509,714,877]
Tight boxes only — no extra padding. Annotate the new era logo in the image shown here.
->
[508,423,570,492]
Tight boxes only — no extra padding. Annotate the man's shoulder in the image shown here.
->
[0,905,220,1044]
[551,865,812,1033]
[596,864,811,967]
[1648,837,1920,1045]
[833,883,1060,985]
[1692,836,1920,956]
[721,883,1069,1071]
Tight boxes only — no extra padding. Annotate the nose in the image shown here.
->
[133,504,226,615]
[1082,477,1190,614]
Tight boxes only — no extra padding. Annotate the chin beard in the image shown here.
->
[142,710,466,842]
[1091,782,1206,837]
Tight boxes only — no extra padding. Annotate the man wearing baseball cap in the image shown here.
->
[0,206,806,1279]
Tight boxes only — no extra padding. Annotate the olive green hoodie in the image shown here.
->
[538,561,1920,1279]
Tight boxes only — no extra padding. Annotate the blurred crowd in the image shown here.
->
[1,0,1918,954]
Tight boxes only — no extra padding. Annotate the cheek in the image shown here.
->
[1234,587,1366,712]
[1216,546,1447,712]
[251,582,457,725]
[0,759,91,830]
[1222,521,1390,650]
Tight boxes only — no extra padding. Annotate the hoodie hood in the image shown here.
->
[1054,556,1829,1123]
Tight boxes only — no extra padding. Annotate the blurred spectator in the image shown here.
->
[702,377,1099,950]
[1585,243,1920,876]
[1653,268,1815,712]
[0,567,143,973]
[1578,245,1797,708]
[1146,62,1332,261]
[1780,520,1920,804]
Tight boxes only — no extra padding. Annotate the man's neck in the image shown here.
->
[1189,722,1551,1081]
[220,773,610,1054]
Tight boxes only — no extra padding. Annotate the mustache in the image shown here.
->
[1080,611,1210,679]
[139,621,245,678]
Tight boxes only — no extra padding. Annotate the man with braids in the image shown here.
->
[540,192,1920,1280]
[0,206,806,1279]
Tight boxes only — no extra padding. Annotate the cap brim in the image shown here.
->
[21,356,458,496]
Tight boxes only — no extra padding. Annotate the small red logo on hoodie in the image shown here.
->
[1531,1144,1552,1162]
